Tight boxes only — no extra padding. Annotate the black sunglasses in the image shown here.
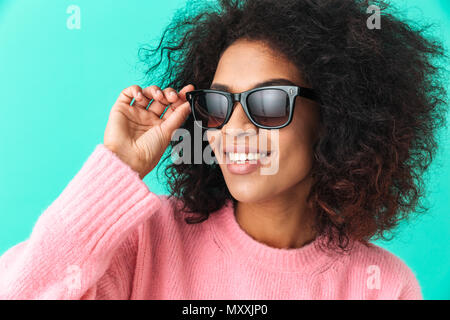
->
[185,85,318,130]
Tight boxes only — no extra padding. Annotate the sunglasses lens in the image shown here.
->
[192,92,228,128]
[247,89,290,127]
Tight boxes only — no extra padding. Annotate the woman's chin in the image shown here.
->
[228,186,272,203]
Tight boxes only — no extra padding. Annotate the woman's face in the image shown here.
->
[206,39,320,203]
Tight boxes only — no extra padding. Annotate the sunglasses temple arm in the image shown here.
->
[299,88,318,101]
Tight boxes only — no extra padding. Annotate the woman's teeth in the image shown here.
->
[227,152,269,164]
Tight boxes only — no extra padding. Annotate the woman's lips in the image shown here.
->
[224,151,271,175]
[226,160,260,175]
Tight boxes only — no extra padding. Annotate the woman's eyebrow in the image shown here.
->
[210,78,298,92]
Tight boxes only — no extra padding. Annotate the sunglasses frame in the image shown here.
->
[185,85,318,130]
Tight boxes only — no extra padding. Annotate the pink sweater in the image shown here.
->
[0,144,423,300]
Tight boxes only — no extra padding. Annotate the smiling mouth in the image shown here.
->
[224,151,271,164]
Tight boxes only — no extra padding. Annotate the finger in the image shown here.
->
[160,101,192,136]
[169,84,196,109]
[132,90,151,109]
[148,86,181,117]
[146,84,195,117]
[117,85,143,105]
[161,84,195,120]
[143,85,167,116]
[177,84,196,102]
[161,104,176,120]
[162,87,181,105]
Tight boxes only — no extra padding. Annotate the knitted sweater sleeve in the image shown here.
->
[0,144,162,300]
[397,263,423,300]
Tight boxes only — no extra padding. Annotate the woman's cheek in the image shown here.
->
[277,133,315,185]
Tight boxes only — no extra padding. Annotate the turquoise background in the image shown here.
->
[0,0,448,299]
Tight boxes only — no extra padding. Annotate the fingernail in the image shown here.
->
[137,92,142,99]
[170,92,177,97]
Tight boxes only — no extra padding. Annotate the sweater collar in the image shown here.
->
[208,199,344,273]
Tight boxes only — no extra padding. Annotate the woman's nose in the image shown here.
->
[221,102,257,136]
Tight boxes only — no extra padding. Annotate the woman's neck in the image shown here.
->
[234,180,317,249]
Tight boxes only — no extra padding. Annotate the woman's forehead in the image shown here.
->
[213,41,304,90]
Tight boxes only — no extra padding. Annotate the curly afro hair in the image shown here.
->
[138,0,449,250]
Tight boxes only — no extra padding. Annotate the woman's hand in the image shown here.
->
[104,84,194,179]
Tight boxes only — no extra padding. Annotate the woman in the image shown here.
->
[0,0,447,299]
